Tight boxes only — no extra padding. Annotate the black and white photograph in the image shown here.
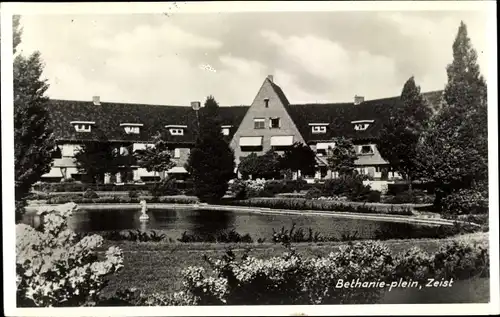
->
[1,1,498,316]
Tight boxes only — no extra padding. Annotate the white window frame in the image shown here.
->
[269,117,281,129]
[222,128,230,136]
[71,121,94,133]
[174,148,181,158]
[169,128,184,136]
[254,118,265,129]
[312,126,326,134]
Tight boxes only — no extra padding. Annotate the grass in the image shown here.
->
[99,232,489,299]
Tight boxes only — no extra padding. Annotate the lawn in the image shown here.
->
[99,232,489,304]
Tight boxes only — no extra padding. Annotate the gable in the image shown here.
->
[230,77,306,160]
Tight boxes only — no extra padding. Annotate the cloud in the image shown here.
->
[260,30,400,102]
[16,11,489,107]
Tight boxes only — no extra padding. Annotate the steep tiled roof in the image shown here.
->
[288,90,443,143]
[45,99,249,144]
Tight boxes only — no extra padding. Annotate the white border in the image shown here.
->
[2,1,498,316]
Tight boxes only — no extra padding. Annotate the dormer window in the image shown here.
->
[309,123,328,134]
[120,123,143,134]
[71,121,95,133]
[221,125,232,136]
[165,125,187,136]
[359,145,374,155]
[351,120,374,131]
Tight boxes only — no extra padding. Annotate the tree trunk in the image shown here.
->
[407,173,413,196]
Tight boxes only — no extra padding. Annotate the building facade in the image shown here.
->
[41,75,443,184]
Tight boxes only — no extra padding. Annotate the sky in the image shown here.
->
[16,9,490,106]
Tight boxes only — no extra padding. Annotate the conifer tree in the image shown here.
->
[327,137,357,177]
[13,16,56,221]
[186,96,236,202]
[417,21,488,208]
[377,76,431,193]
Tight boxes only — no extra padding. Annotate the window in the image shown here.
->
[264,98,270,108]
[124,126,140,134]
[312,126,326,134]
[354,123,370,131]
[169,128,184,135]
[254,118,265,129]
[360,145,374,155]
[75,124,91,132]
[222,128,230,136]
[174,148,181,158]
[316,149,327,156]
[270,117,280,129]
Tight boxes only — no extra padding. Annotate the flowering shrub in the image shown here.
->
[16,203,124,307]
[441,188,488,215]
[228,179,268,199]
[83,188,99,199]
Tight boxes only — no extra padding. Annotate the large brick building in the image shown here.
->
[41,75,442,184]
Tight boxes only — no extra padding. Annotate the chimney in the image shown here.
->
[354,95,364,105]
[267,75,274,83]
[191,101,201,111]
[92,96,101,106]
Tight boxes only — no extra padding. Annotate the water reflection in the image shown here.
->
[23,208,428,241]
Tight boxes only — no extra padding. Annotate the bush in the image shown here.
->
[97,230,167,242]
[150,178,181,197]
[304,187,322,200]
[263,179,307,195]
[431,240,489,280]
[128,190,139,199]
[322,176,371,201]
[83,188,99,199]
[16,203,123,307]
[168,239,489,305]
[229,179,247,200]
[177,229,256,243]
[224,197,413,216]
[383,191,417,204]
[365,190,381,203]
[441,188,488,215]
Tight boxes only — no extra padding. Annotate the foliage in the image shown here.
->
[186,96,236,202]
[46,194,199,205]
[377,76,431,188]
[225,197,413,216]
[238,150,282,180]
[16,203,123,307]
[14,16,56,222]
[322,176,372,201]
[95,230,168,242]
[263,179,308,195]
[150,178,181,197]
[74,142,121,184]
[83,188,99,199]
[128,190,140,199]
[326,137,357,177]
[177,229,257,243]
[280,142,317,177]
[133,133,176,178]
[228,179,248,200]
[416,21,488,209]
[304,187,322,200]
[441,188,488,215]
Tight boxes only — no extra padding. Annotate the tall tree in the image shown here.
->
[186,96,236,202]
[377,76,431,193]
[134,132,175,180]
[280,142,316,178]
[238,150,281,180]
[417,21,488,208]
[14,15,56,221]
[74,142,121,184]
[327,137,357,177]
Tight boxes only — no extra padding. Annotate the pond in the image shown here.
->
[23,207,434,241]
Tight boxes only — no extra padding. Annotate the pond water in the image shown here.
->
[24,207,431,241]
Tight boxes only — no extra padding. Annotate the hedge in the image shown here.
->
[32,180,194,193]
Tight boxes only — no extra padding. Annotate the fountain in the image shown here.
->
[139,200,149,221]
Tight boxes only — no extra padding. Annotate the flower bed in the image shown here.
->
[98,238,489,306]
[45,194,199,205]
[222,197,414,215]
